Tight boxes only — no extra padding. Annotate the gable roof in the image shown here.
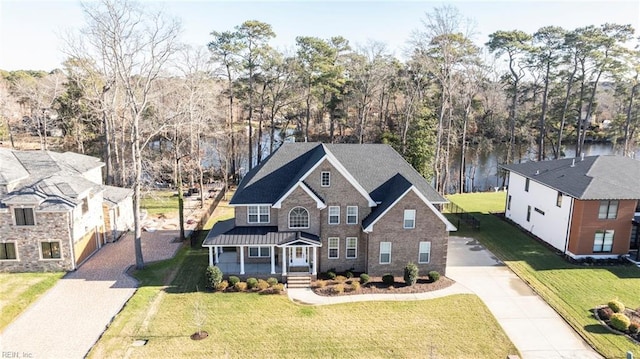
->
[501,155,640,200]
[231,143,446,206]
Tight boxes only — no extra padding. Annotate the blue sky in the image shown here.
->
[1,0,639,71]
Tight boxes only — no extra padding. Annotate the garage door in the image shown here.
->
[74,228,99,266]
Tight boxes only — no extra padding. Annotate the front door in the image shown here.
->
[289,247,308,266]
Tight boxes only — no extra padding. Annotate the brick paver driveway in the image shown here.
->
[0,230,182,359]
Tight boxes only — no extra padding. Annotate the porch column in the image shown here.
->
[208,246,214,266]
[270,246,276,274]
[281,247,287,275]
[312,246,317,275]
[239,246,245,275]
[214,246,219,264]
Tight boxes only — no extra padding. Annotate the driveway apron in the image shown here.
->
[0,230,182,359]
[446,236,603,359]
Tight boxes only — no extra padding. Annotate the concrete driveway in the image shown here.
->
[0,230,182,359]
[446,236,603,359]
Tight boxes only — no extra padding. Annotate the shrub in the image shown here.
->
[246,277,258,290]
[359,273,370,284]
[315,280,327,288]
[206,266,223,289]
[608,299,625,313]
[598,307,614,321]
[333,283,345,294]
[215,280,229,292]
[382,274,395,285]
[267,277,278,287]
[272,283,285,293]
[428,271,441,282]
[335,275,347,283]
[629,321,640,334]
[345,271,354,279]
[610,313,631,332]
[234,282,247,292]
[256,279,269,291]
[351,281,361,291]
[327,271,337,280]
[403,262,419,286]
[228,276,240,286]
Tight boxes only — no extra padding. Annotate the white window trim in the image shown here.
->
[346,206,358,225]
[346,237,357,259]
[247,205,270,224]
[418,241,431,264]
[593,230,614,253]
[321,171,331,187]
[288,206,310,229]
[39,241,63,261]
[13,206,36,226]
[0,241,19,261]
[248,246,271,258]
[328,206,340,225]
[380,242,391,264]
[403,209,416,229]
[328,237,339,259]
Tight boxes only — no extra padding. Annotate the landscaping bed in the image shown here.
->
[312,270,453,296]
[594,301,640,344]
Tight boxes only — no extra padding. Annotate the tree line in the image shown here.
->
[0,1,638,266]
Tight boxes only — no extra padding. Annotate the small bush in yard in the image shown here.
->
[234,282,247,292]
[267,277,278,287]
[345,271,353,278]
[629,321,640,334]
[206,266,223,289]
[246,277,258,290]
[610,313,631,332]
[315,280,327,288]
[598,307,614,320]
[272,283,284,293]
[428,271,441,282]
[327,271,337,280]
[382,274,394,285]
[359,273,370,284]
[608,299,625,313]
[333,283,345,294]
[215,280,229,292]
[403,262,419,286]
[256,279,269,291]
[335,275,347,283]
[350,281,360,291]
[228,276,240,286]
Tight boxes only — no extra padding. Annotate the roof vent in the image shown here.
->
[571,159,575,167]
[581,153,585,161]
[535,170,539,175]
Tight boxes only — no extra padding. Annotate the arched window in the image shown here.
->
[289,207,309,228]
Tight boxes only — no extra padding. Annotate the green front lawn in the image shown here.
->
[141,190,179,216]
[447,192,640,359]
[0,272,64,331]
[90,194,517,358]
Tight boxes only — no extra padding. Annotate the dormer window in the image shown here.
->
[14,207,35,226]
[321,171,331,187]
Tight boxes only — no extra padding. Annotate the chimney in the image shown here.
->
[581,153,585,161]
[571,159,575,167]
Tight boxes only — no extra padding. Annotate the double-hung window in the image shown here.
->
[14,208,35,226]
[346,206,358,225]
[403,209,415,229]
[248,205,270,223]
[593,230,614,252]
[0,242,17,260]
[328,206,340,224]
[328,237,339,259]
[418,241,431,263]
[346,237,357,259]
[598,200,618,219]
[41,241,61,259]
[380,242,391,264]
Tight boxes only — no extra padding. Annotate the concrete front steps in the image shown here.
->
[287,273,312,288]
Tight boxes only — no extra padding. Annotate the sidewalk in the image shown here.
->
[0,229,182,359]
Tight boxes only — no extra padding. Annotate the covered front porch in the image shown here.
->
[202,220,322,275]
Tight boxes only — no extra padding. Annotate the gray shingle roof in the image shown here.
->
[231,143,445,205]
[501,155,640,200]
[103,185,133,208]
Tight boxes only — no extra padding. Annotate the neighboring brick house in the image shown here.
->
[501,155,640,260]
[203,143,456,277]
[0,148,133,272]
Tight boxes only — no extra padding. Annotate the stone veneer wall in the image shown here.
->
[366,190,448,277]
[0,210,74,272]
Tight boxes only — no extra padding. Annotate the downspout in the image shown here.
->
[563,197,575,256]
[68,210,77,271]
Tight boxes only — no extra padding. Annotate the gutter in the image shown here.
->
[563,197,575,255]
[68,210,77,270]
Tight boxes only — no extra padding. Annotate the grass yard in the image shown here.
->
[90,194,517,359]
[141,190,179,216]
[0,272,63,331]
[447,192,640,359]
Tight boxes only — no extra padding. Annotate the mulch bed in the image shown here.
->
[594,306,640,344]
[312,276,454,296]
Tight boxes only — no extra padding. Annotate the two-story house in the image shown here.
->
[0,148,134,272]
[501,155,640,260]
[203,143,456,278]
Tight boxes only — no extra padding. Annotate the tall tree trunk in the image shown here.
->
[624,80,638,156]
[556,55,578,159]
[538,61,551,161]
